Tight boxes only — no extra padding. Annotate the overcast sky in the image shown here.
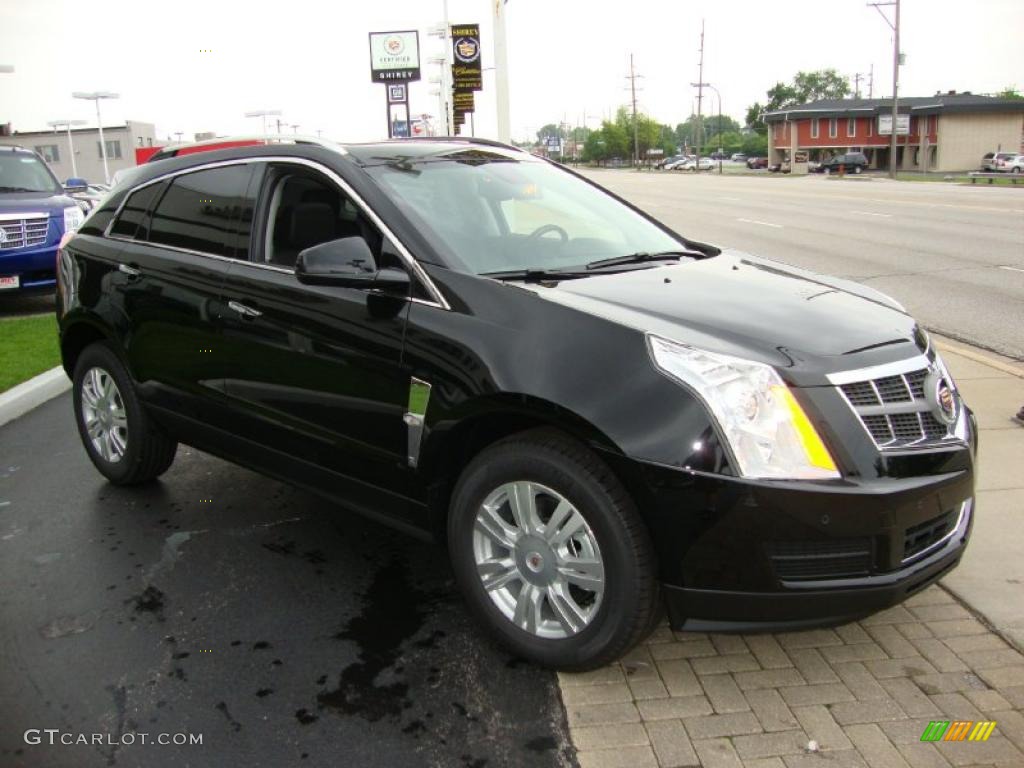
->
[1,0,1022,144]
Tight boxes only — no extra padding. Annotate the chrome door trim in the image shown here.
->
[101,156,450,310]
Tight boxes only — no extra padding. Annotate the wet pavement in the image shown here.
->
[0,394,576,768]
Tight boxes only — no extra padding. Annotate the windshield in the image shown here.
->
[364,149,687,275]
[0,152,62,194]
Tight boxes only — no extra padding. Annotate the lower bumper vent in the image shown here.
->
[768,539,873,581]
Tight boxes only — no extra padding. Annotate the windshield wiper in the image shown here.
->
[481,268,595,282]
[585,250,704,270]
[0,186,44,193]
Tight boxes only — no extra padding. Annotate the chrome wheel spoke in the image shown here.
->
[558,557,605,592]
[508,481,542,534]
[547,583,588,635]
[477,557,519,591]
[475,502,518,549]
[85,416,103,439]
[109,428,128,458]
[547,508,587,548]
[512,583,544,634]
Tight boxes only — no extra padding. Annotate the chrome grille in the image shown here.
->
[0,215,49,250]
[833,360,960,450]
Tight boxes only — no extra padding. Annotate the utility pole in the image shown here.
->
[627,54,641,168]
[694,19,705,162]
[869,0,901,178]
[493,0,511,143]
[853,72,863,98]
[868,64,874,98]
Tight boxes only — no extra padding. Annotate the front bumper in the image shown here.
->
[664,497,971,632]
[0,241,58,291]
[605,427,976,632]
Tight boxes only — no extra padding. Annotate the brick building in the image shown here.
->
[764,92,1024,173]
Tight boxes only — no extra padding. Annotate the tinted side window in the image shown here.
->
[148,165,253,258]
[109,181,166,239]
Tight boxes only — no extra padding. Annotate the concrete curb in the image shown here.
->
[0,366,70,429]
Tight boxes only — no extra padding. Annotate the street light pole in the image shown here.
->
[47,119,86,179]
[72,91,120,185]
[493,0,511,143]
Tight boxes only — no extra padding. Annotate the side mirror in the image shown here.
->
[295,237,410,291]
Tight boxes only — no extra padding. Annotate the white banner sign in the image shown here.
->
[877,114,910,135]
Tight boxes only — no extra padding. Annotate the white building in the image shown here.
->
[0,121,162,183]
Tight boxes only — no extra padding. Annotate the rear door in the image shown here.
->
[113,162,258,431]
[217,160,421,521]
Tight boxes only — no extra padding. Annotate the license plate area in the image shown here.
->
[0,275,20,290]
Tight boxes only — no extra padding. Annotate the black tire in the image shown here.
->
[448,428,658,671]
[72,342,177,485]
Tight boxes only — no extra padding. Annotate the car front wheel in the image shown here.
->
[72,342,178,485]
[448,429,658,670]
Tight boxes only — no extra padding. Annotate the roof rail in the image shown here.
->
[148,134,345,160]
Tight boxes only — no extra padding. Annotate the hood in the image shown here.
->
[0,191,77,215]
[530,251,924,380]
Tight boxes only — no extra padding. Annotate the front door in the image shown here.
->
[217,161,418,521]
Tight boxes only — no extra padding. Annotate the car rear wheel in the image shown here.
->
[448,428,658,670]
[72,342,177,485]
[1013,167,1021,174]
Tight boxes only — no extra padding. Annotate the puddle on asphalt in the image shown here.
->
[316,561,429,722]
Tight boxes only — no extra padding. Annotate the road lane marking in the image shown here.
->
[849,210,892,217]
[998,265,1024,273]
[737,218,783,228]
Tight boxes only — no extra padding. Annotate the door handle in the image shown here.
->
[118,263,141,278]
[228,300,262,319]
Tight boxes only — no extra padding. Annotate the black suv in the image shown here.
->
[816,152,870,174]
[58,137,975,670]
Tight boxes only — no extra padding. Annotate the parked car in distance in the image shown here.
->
[816,152,870,174]
[675,157,714,171]
[980,151,1018,171]
[0,145,84,294]
[746,156,768,169]
[663,156,690,170]
[730,153,747,162]
[64,179,111,212]
[58,136,976,671]
[709,151,727,161]
[993,152,1021,172]
[657,154,683,169]
[1002,155,1024,174]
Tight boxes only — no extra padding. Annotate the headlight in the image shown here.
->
[63,205,85,233]
[648,336,840,480]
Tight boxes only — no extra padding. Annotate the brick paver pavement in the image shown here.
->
[560,585,1024,768]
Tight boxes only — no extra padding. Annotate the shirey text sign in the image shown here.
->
[369,31,421,82]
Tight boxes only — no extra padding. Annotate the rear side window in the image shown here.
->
[109,182,166,239]
[148,165,254,258]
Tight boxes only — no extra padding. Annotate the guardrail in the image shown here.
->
[967,172,1021,184]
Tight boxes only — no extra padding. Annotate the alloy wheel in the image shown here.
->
[80,366,128,464]
[472,481,605,639]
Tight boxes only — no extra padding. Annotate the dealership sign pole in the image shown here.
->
[450,23,482,136]
[369,31,421,138]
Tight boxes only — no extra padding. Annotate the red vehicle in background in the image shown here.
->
[746,156,768,169]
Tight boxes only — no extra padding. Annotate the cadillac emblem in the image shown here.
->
[924,369,957,426]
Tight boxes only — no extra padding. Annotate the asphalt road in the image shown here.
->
[0,396,575,768]
[581,170,1024,360]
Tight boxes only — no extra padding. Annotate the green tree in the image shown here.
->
[536,123,561,141]
[745,69,851,134]
[997,86,1023,99]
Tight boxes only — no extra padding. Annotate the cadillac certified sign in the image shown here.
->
[450,23,482,93]
[369,31,421,82]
